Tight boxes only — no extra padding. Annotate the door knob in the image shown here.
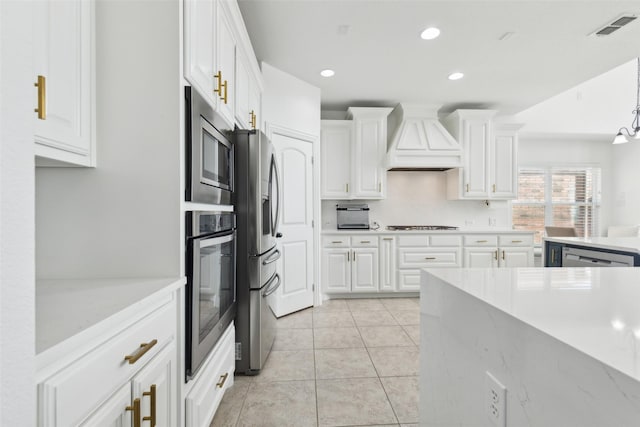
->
[276,232,283,238]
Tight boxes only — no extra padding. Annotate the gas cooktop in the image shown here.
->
[386,225,459,231]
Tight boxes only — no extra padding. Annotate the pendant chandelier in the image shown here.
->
[613,57,640,144]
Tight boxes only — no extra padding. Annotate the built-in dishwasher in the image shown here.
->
[562,246,635,267]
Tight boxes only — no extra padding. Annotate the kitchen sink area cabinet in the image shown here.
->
[33,0,95,167]
[444,110,521,200]
[322,236,379,293]
[321,108,391,200]
[462,234,534,268]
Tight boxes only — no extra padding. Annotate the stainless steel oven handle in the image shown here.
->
[262,274,281,298]
[199,233,235,248]
[262,249,281,265]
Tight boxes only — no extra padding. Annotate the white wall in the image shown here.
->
[0,1,36,424]
[611,141,640,225]
[36,0,182,279]
[519,137,613,236]
[322,171,511,229]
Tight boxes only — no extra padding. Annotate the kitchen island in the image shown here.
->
[420,267,640,426]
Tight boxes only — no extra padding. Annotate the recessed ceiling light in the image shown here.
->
[448,72,464,80]
[420,27,441,40]
[320,69,335,77]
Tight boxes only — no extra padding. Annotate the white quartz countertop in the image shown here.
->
[422,267,640,382]
[544,236,640,254]
[36,277,185,355]
[322,228,533,235]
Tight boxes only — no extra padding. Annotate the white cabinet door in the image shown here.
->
[379,237,396,292]
[500,248,533,267]
[249,82,261,131]
[353,118,385,198]
[491,125,519,199]
[234,50,250,129]
[462,117,491,198]
[131,343,176,427]
[322,248,351,293]
[183,0,216,107]
[352,248,378,292]
[463,247,498,268]
[397,270,421,292]
[80,384,131,427]
[33,0,93,166]
[215,1,236,127]
[321,121,352,199]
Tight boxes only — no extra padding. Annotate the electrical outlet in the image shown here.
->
[485,371,506,427]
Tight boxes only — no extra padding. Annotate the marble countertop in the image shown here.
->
[544,236,640,254]
[36,277,185,355]
[422,267,640,382]
[322,228,534,235]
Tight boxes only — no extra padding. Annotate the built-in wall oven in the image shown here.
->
[185,211,236,379]
[185,86,234,205]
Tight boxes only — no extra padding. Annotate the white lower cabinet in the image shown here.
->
[185,324,235,427]
[379,237,396,291]
[352,248,379,292]
[321,236,379,293]
[463,234,534,268]
[37,293,178,427]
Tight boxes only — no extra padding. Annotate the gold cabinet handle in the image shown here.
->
[250,110,256,129]
[465,183,469,192]
[492,184,496,192]
[512,240,523,243]
[332,240,343,244]
[221,80,228,104]
[360,240,370,244]
[353,250,356,262]
[425,257,436,260]
[214,71,222,95]
[346,183,349,193]
[379,182,382,192]
[347,251,350,262]
[126,398,141,427]
[494,250,498,260]
[253,112,257,129]
[34,75,46,120]
[142,385,156,427]
[124,339,157,364]
[383,237,393,241]
[476,240,488,243]
[502,250,505,260]
[216,372,229,388]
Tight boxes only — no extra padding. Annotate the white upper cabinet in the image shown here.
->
[235,47,262,131]
[320,108,391,200]
[444,110,521,200]
[215,0,236,127]
[184,0,216,107]
[321,120,353,199]
[34,0,95,167]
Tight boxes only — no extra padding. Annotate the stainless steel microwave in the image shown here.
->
[185,86,234,205]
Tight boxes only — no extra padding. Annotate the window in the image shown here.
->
[512,167,601,245]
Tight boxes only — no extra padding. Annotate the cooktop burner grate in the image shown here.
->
[386,225,459,231]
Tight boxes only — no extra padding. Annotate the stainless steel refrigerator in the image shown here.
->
[234,129,282,375]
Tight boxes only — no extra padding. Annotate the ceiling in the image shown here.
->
[237,0,640,115]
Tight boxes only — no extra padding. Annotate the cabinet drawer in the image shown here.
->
[463,235,498,246]
[186,324,235,427]
[498,235,533,247]
[397,248,461,268]
[39,298,177,427]
[351,236,378,248]
[429,235,461,246]
[397,235,430,247]
[397,270,421,291]
[322,236,350,248]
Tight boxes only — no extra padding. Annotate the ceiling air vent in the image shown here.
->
[593,15,637,36]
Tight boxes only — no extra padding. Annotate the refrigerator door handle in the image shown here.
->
[262,273,281,297]
[269,154,281,237]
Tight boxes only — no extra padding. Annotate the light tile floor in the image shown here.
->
[211,297,420,427]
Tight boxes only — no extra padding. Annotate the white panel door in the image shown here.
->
[462,119,490,198]
[379,237,396,292]
[353,118,384,198]
[80,383,131,427]
[271,132,314,316]
[322,249,351,293]
[320,120,352,199]
[183,0,215,107]
[463,247,498,268]
[33,0,92,159]
[500,248,533,267]
[491,128,518,198]
[131,343,176,427]
[352,248,379,292]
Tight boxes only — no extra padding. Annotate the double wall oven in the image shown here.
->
[234,129,282,375]
[184,86,236,380]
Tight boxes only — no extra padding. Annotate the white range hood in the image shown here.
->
[386,103,462,171]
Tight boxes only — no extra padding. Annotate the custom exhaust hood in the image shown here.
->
[385,103,462,171]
